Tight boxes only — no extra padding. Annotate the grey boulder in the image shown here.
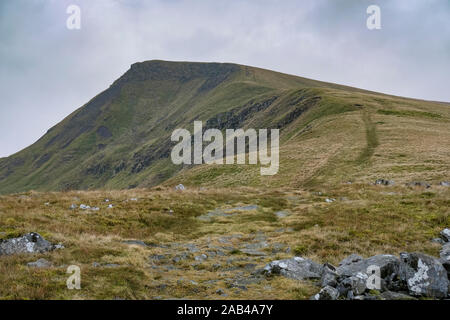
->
[321,263,338,287]
[175,184,185,191]
[312,286,340,300]
[405,181,431,188]
[337,254,400,278]
[336,273,368,297]
[0,233,56,256]
[440,228,450,242]
[399,252,449,299]
[336,254,402,292]
[375,179,394,186]
[27,258,52,268]
[439,243,450,276]
[264,257,323,280]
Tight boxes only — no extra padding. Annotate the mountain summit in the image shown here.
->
[0,60,448,194]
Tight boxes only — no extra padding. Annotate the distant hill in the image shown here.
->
[0,60,449,194]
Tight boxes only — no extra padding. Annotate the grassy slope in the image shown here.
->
[3,60,447,194]
[168,88,450,189]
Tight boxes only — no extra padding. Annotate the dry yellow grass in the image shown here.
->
[0,183,448,299]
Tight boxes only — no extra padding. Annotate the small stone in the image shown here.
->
[123,240,147,247]
[216,289,226,295]
[271,243,287,253]
[194,254,207,262]
[321,263,338,287]
[149,254,167,262]
[405,181,431,189]
[175,184,186,191]
[274,211,289,218]
[104,263,120,268]
[27,258,52,268]
[172,252,191,263]
[374,179,394,186]
[241,249,267,256]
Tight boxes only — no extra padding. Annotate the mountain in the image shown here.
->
[0,60,449,194]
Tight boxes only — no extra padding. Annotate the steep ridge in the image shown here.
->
[0,60,449,194]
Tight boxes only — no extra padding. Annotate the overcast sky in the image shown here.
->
[1,0,449,158]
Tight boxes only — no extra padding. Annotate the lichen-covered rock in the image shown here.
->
[263,257,323,280]
[399,252,449,298]
[312,286,340,300]
[0,233,56,256]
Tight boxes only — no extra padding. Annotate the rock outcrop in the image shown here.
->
[265,229,450,300]
[0,233,62,256]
